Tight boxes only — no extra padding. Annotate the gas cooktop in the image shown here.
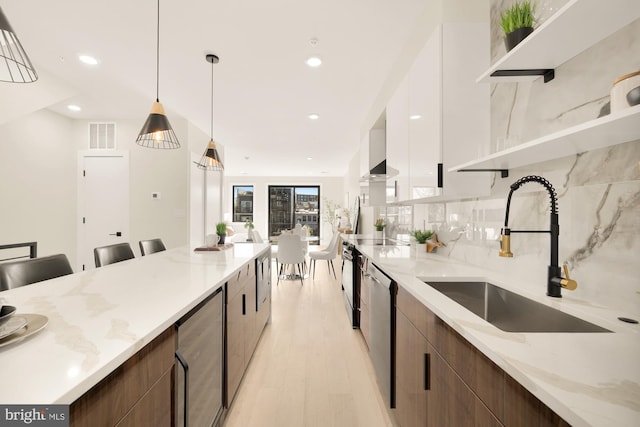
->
[354,238,410,246]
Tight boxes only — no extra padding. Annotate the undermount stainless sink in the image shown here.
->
[424,281,611,333]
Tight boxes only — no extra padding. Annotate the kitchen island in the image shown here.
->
[0,243,270,408]
[347,236,640,427]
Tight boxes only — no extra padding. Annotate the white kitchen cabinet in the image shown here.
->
[408,26,443,200]
[394,23,490,201]
[440,22,490,197]
[386,75,410,202]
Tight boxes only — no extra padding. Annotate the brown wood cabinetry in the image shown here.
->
[225,262,258,407]
[395,285,569,427]
[70,327,175,427]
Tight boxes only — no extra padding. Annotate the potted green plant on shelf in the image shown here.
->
[244,220,255,241]
[216,222,227,244]
[410,229,433,244]
[500,0,536,52]
[374,218,385,242]
[410,229,434,255]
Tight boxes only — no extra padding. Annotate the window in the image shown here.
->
[233,186,254,222]
[268,185,320,243]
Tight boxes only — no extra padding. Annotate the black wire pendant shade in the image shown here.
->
[196,53,224,171]
[0,6,38,83]
[136,0,180,149]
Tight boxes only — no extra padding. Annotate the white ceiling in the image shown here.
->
[4,0,430,177]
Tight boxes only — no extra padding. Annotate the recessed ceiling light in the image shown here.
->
[67,105,82,112]
[308,113,319,120]
[78,55,98,65]
[240,171,248,175]
[410,114,422,120]
[306,56,322,67]
[306,157,313,160]
[320,171,329,174]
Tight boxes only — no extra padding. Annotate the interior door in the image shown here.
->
[77,152,130,271]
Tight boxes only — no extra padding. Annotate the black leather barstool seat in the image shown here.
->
[139,239,166,256]
[94,243,135,268]
[0,254,73,291]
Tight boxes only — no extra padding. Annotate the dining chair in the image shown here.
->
[309,231,341,279]
[251,230,264,243]
[276,234,305,286]
[139,238,166,256]
[94,243,135,268]
[0,254,73,291]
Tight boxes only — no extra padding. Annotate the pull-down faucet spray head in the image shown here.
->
[499,175,558,258]
[499,175,574,297]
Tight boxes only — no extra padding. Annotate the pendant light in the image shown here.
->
[0,6,37,83]
[135,0,180,149]
[196,53,224,171]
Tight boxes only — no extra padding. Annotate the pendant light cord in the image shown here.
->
[210,60,214,138]
[156,0,160,102]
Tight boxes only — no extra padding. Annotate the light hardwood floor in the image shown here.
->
[224,255,396,427]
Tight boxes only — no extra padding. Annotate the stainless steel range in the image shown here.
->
[341,241,359,328]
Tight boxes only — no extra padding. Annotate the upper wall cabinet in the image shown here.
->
[386,22,490,203]
[408,25,443,200]
[386,75,410,202]
[440,22,490,197]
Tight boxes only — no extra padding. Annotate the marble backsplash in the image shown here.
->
[406,8,640,316]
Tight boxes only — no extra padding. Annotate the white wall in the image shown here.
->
[1,108,208,267]
[0,110,77,262]
[223,175,345,245]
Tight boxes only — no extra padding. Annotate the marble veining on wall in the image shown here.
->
[410,6,640,316]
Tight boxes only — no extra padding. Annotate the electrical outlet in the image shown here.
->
[152,192,161,200]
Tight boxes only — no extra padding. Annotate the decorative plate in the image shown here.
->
[0,314,48,348]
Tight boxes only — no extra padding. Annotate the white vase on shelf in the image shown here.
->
[374,230,383,244]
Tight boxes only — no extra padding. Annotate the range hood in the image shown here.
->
[360,127,398,182]
[360,159,399,182]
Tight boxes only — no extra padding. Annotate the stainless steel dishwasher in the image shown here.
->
[367,262,396,408]
[175,287,224,427]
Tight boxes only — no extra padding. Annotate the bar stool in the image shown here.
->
[0,254,73,291]
[94,243,135,267]
[139,238,166,256]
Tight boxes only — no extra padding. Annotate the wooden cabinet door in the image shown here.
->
[395,310,429,427]
[427,342,501,427]
[243,263,259,363]
[226,272,245,406]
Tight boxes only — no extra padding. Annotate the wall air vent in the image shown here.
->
[88,122,116,149]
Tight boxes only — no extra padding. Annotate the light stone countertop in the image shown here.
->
[346,237,640,427]
[0,244,270,405]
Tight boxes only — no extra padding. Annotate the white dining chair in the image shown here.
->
[276,234,305,286]
[251,230,264,243]
[309,231,341,279]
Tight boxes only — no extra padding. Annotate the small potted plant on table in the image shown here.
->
[500,0,536,52]
[216,222,227,245]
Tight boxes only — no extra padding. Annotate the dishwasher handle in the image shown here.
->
[175,350,189,427]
